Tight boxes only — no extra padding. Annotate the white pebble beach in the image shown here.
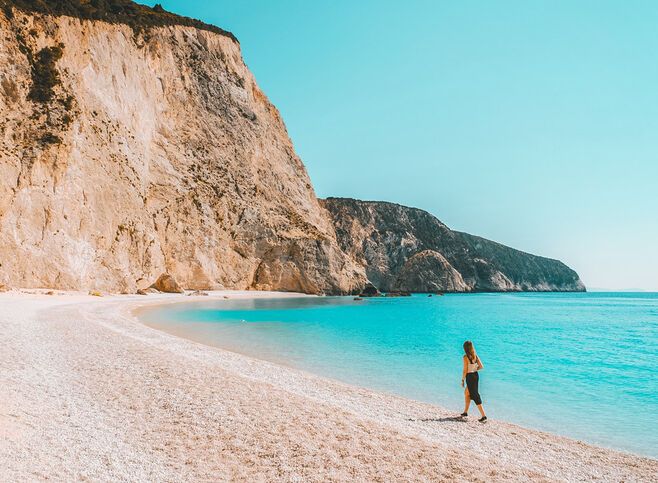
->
[1,290,656,482]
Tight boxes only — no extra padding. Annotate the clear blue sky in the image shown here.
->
[144,1,658,291]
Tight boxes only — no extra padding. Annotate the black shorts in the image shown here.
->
[465,372,482,405]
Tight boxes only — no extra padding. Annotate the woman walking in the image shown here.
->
[461,340,487,422]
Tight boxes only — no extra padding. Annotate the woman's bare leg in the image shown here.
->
[463,388,471,414]
[476,404,486,418]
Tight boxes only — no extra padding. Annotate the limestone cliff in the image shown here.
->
[0,2,585,295]
[0,3,366,293]
[321,198,585,292]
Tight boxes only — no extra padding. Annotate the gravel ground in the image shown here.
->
[1,291,656,482]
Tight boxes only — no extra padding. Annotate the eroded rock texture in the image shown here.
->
[0,6,365,293]
[322,198,585,293]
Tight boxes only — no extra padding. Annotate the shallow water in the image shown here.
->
[140,292,658,458]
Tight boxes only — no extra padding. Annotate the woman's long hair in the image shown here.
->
[463,340,476,363]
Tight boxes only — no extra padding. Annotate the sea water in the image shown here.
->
[140,292,658,458]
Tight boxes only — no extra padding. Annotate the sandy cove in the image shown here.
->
[0,291,656,482]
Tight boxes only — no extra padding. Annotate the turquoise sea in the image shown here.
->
[140,292,658,458]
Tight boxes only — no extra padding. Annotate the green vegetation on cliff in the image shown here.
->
[1,0,237,41]
[28,44,64,103]
[322,197,585,293]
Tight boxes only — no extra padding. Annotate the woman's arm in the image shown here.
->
[476,355,484,370]
[461,356,468,387]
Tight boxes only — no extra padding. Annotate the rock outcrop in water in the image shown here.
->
[321,198,585,293]
[0,2,366,294]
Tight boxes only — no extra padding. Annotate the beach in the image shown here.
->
[1,291,656,482]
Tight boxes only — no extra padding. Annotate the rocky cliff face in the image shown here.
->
[321,198,585,292]
[0,2,585,295]
[0,4,366,293]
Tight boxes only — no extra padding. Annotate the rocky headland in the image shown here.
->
[0,1,584,294]
[322,198,585,292]
[0,1,365,294]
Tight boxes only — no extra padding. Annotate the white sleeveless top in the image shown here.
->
[466,355,479,373]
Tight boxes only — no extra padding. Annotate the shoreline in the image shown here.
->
[134,292,658,460]
[1,290,655,481]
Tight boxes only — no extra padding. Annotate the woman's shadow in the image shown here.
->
[407,416,466,423]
